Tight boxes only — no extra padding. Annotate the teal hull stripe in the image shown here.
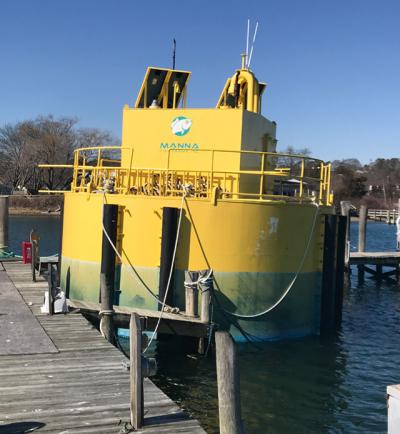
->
[61,257,322,341]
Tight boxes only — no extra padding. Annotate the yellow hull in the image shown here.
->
[61,192,330,340]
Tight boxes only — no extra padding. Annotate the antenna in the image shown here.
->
[245,19,250,68]
[172,39,176,70]
[247,21,259,69]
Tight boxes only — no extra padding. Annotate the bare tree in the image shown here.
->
[0,123,33,190]
[0,116,120,193]
[75,128,120,164]
[23,116,78,191]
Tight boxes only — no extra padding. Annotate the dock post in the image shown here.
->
[200,288,211,324]
[184,274,198,317]
[130,313,143,430]
[387,385,400,434]
[358,205,367,252]
[335,216,347,327]
[358,205,367,283]
[0,195,9,254]
[198,271,212,354]
[376,264,383,284]
[215,331,243,434]
[57,201,64,282]
[47,263,54,315]
[340,201,351,269]
[159,207,179,307]
[320,214,337,334]
[100,204,118,346]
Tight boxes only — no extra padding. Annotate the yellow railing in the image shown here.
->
[39,146,333,205]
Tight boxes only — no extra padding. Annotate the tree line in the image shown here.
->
[331,157,400,209]
[1,120,397,209]
[0,116,118,193]
[279,147,400,209]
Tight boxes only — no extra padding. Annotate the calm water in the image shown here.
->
[9,215,61,256]
[9,217,400,433]
[151,221,400,434]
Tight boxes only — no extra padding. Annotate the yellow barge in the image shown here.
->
[43,59,335,341]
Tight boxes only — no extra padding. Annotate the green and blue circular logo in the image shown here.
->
[171,116,192,136]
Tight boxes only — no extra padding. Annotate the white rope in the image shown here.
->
[184,268,213,287]
[100,191,187,353]
[142,192,186,353]
[100,193,165,308]
[221,203,320,319]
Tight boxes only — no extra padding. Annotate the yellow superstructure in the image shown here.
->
[41,60,334,341]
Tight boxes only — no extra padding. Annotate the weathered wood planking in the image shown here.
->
[68,298,209,338]
[0,262,206,434]
[0,270,57,355]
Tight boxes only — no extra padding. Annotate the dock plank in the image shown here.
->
[0,270,57,355]
[0,262,206,433]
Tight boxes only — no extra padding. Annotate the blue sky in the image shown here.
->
[0,0,399,162]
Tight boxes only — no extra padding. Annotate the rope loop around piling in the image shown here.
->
[99,309,114,317]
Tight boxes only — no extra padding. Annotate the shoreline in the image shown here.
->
[9,208,61,216]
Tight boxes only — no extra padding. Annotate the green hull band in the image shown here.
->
[61,257,321,340]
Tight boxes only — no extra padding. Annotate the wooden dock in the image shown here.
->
[0,261,206,434]
[367,208,399,224]
[349,252,400,283]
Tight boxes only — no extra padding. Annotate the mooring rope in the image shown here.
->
[100,190,187,354]
[142,191,187,353]
[100,193,168,308]
[217,203,321,319]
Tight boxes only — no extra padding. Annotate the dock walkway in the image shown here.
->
[0,261,206,434]
[349,252,400,283]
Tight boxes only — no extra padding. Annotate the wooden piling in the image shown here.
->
[159,207,179,307]
[376,264,383,283]
[99,204,118,345]
[215,331,243,434]
[340,201,351,268]
[200,288,211,324]
[57,201,64,282]
[335,216,346,327]
[130,313,143,430]
[185,285,198,317]
[31,238,37,282]
[47,263,54,315]
[198,288,212,354]
[357,205,367,283]
[358,205,367,252]
[320,214,337,334]
[0,195,9,252]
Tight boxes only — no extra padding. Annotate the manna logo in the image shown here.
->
[171,116,192,136]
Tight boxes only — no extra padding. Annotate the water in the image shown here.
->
[9,217,399,433]
[8,215,61,256]
[151,221,400,434]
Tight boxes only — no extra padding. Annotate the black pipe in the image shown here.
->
[159,207,179,307]
[334,215,347,327]
[320,214,338,335]
[99,204,118,345]
[57,200,64,286]
[100,204,119,303]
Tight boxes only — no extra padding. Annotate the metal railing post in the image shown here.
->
[299,158,305,200]
[259,153,265,198]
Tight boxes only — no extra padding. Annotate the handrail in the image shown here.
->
[38,146,333,205]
